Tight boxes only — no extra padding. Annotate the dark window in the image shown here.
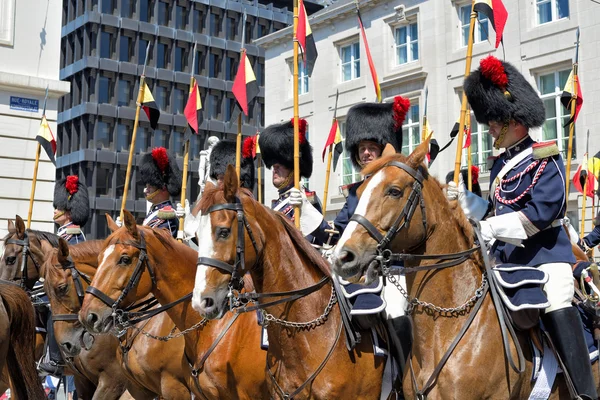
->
[96,120,113,150]
[209,53,219,78]
[101,0,114,14]
[227,17,236,40]
[195,50,202,74]
[173,87,185,114]
[155,86,168,111]
[153,129,166,148]
[210,13,220,36]
[116,165,132,198]
[135,127,152,153]
[121,0,133,18]
[245,22,252,44]
[171,130,183,156]
[158,1,168,26]
[96,164,112,196]
[225,97,234,120]
[209,94,220,119]
[140,0,150,22]
[116,123,132,152]
[99,76,111,103]
[157,43,167,69]
[100,31,112,58]
[118,79,130,106]
[193,9,203,33]
[119,35,130,62]
[175,6,186,29]
[175,46,185,72]
[138,38,148,65]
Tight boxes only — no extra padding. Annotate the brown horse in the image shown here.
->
[0,281,46,399]
[79,212,268,399]
[192,165,389,399]
[331,139,599,399]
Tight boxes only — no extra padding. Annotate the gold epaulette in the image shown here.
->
[533,141,559,160]
[158,207,176,220]
[305,190,316,204]
[65,226,82,235]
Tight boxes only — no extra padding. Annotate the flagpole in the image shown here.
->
[27,86,49,229]
[421,87,429,143]
[177,43,198,242]
[322,90,339,216]
[565,27,580,203]
[581,129,590,240]
[453,0,477,185]
[293,0,301,229]
[466,111,472,192]
[120,43,150,221]
[236,12,248,179]
[257,154,262,203]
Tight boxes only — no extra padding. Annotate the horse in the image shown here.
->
[1,216,190,399]
[331,139,599,399]
[0,281,46,399]
[192,165,390,399]
[78,211,268,400]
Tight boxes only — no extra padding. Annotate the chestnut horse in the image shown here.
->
[78,211,268,400]
[0,281,46,399]
[192,165,389,399]
[331,140,599,399]
[1,216,190,399]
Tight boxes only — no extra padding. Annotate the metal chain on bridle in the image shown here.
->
[129,318,208,342]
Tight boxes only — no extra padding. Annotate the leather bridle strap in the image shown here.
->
[6,232,42,289]
[53,257,92,322]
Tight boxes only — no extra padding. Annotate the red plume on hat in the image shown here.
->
[242,136,256,159]
[470,165,480,184]
[392,96,411,129]
[151,147,169,174]
[289,117,308,144]
[65,175,79,196]
[479,56,508,91]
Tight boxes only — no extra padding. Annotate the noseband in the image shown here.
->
[5,231,43,289]
[349,161,427,253]
[52,256,92,322]
[197,196,259,294]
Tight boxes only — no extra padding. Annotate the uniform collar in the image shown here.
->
[504,136,534,159]
[150,200,172,212]
[278,184,294,196]
[58,221,75,231]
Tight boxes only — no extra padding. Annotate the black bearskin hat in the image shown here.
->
[53,175,90,226]
[259,118,313,178]
[345,96,410,169]
[464,56,546,128]
[209,140,255,190]
[139,147,182,196]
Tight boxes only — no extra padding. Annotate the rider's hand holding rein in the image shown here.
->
[445,173,488,221]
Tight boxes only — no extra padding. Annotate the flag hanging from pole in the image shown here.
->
[36,115,56,166]
[322,119,343,171]
[357,9,381,102]
[297,0,318,77]
[560,70,583,127]
[573,152,596,198]
[232,51,259,116]
[473,0,508,48]
[423,119,439,164]
[184,79,203,133]
[141,82,160,129]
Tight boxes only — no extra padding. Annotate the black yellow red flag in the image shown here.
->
[473,0,508,48]
[141,82,160,129]
[36,115,56,165]
[297,0,318,77]
[232,51,259,116]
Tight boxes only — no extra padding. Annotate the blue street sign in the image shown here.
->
[10,96,39,112]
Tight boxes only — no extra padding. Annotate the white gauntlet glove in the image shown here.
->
[288,187,303,207]
[175,201,186,218]
[446,173,488,221]
[115,217,123,228]
[478,213,527,247]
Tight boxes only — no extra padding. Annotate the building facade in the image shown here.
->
[57,0,305,239]
[256,0,599,234]
[0,0,70,239]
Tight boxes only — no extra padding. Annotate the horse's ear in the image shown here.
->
[123,210,139,239]
[407,134,431,169]
[15,215,25,239]
[57,238,70,263]
[106,213,119,232]
[223,164,239,203]
[382,143,397,158]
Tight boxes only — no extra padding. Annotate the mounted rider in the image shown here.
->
[578,207,600,254]
[138,147,182,238]
[259,118,330,245]
[333,96,409,235]
[209,138,256,190]
[450,55,596,399]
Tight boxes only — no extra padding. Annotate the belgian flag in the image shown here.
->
[184,78,203,133]
[561,70,583,127]
[473,0,508,48]
[357,9,381,103]
[322,119,343,171]
[297,0,318,77]
[36,115,56,166]
[232,51,259,117]
[141,81,160,129]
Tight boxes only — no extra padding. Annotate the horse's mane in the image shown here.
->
[25,229,61,247]
[197,186,254,215]
[68,240,105,260]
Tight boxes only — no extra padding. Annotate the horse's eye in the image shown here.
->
[387,188,403,198]
[57,284,69,295]
[4,256,16,265]
[119,255,131,264]
[217,228,230,239]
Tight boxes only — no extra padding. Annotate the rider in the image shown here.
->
[450,55,596,399]
[138,147,182,238]
[209,139,256,190]
[258,118,330,245]
[444,166,482,198]
[38,175,90,376]
[333,96,409,235]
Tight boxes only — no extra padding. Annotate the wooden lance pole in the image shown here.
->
[565,27,580,204]
[466,110,473,192]
[292,0,301,228]
[236,11,248,179]
[27,86,49,228]
[581,129,590,239]
[322,90,339,216]
[120,43,150,221]
[453,0,477,185]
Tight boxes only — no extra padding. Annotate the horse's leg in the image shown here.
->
[159,377,192,400]
[73,375,96,400]
[91,373,127,400]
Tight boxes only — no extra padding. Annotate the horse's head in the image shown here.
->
[1,215,52,288]
[79,211,155,334]
[332,140,434,283]
[192,164,260,320]
[41,239,94,357]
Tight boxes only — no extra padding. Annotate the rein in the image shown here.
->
[350,159,525,399]
[52,256,92,322]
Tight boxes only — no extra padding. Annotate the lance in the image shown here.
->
[292,0,301,228]
[421,87,429,142]
[466,110,473,192]
[177,42,198,242]
[323,89,340,215]
[581,129,590,239]
[236,11,248,179]
[256,131,262,204]
[27,86,49,228]
[565,27,580,203]
[453,0,477,184]
[120,43,150,221]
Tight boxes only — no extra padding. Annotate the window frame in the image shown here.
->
[461,113,493,173]
[536,0,569,25]
[394,22,419,65]
[401,102,421,156]
[339,41,360,83]
[458,4,489,47]
[339,120,362,186]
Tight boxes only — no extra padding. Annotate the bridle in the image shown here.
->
[52,256,92,322]
[5,230,44,290]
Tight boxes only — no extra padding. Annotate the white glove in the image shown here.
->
[446,174,488,221]
[479,215,526,247]
[115,217,123,228]
[288,187,303,207]
[175,201,186,218]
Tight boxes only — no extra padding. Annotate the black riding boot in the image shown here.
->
[386,315,413,374]
[543,307,598,400]
[38,311,64,377]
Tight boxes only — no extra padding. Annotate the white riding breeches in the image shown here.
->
[538,262,574,313]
